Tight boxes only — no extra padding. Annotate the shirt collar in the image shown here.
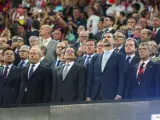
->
[126,54,135,59]
[140,59,150,66]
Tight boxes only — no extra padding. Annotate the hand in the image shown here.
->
[114,96,121,100]
[86,97,91,102]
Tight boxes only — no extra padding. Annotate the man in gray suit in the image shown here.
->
[39,25,58,60]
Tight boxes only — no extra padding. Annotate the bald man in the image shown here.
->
[39,25,58,60]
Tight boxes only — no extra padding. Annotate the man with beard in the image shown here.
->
[0,48,20,105]
[51,47,86,102]
[86,32,127,101]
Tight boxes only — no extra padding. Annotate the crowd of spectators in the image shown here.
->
[0,0,160,105]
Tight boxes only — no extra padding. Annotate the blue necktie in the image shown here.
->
[28,64,35,79]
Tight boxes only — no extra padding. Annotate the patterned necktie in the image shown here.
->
[28,64,35,79]
[62,64,70,80]
[2,66,9,81]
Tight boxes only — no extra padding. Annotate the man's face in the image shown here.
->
[96,41,104,53]
[138,45,150,59]
[0,37,8,50]
[103,17,113,28]
[114,32,124,46]
[152,17,160,28]
[79,32,88,43]
[150,42,158,55]
[138,18,147,28]
[29,48,41,64]
[39,26,49,37]
[127,18,136,28]
[64,47,76,60]
[73,9,80,18]
[103,33,114,47]
[140,30,151,41]
[125,40,136,54]
[19,49,29,60]
[56,42,66,55]
[29,39,38,48]
[3,50,15,64]
[86,41,95,55]
[52,30,62,40]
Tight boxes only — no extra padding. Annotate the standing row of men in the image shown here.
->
[0,32,159,105]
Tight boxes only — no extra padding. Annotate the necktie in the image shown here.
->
[115,48,119,52]
[28,64,35,79]
[62,64,70,80]
[56,60,61,67]
[137,62,145,82]
[101,52,109,72]
[2,66,9,81]
[0,66,4,75]
[84,56,91,68]
[126,56,131,64]
[19,61,25,68]
[153,28,157,37]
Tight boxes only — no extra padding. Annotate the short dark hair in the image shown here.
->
[3,48,14,55]
[126,38,138,48]
[105,15,115,25]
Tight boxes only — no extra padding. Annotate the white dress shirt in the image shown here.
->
[28,62,40,78]
[126,54,135,63]
[3,64,13,77]
[136,59,150,77]
[43,37,52,47]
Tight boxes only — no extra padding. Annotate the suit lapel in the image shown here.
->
[102,52,115,73]
[63,63,76,81]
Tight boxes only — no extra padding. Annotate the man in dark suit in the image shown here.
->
[125,38,140,68]
[0,48,20,105]
[40,46,53,68]
[86,32,127,101]
[152,16,160,44]
[50,42,67,69]
[125,42,160,99]
[76,39,95,68]
[17,46,52,104]
[114,31,126,55]
[18,45,30,68]
[51,47,86,102]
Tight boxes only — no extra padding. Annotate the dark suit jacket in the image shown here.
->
[86,52,127,100]
[51,63,86,102]
[155,29,160,44]
[40,57,54,68]
[127,56,140,68]
[17,65,52,104]
[125,61,160,99]
[0,65,21,105]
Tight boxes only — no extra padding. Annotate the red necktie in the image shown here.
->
[153,28,157,37]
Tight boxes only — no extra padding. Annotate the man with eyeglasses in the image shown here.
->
[51,42,67,69]
[17,46,52,104]
[11,36,25,66]
[0,48,21,105]
[113,31,126,55]
[18,45,30,68]
[86,32,127,101]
